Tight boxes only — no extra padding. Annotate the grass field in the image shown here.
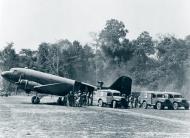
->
[0,96,190,138]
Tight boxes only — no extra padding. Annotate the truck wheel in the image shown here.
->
[112,101,117,108]
[173,102,178,110]
[156,102,163,110]
[142,101,148,109]
[98,99,103,107]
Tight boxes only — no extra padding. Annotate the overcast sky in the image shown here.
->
[0,0,190,52]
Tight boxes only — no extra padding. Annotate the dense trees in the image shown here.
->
[0,19,190,96]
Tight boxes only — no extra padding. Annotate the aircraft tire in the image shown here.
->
[31,96,40,104]
[57,97,63,105]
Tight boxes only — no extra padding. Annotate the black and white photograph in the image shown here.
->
[0,0,190,137]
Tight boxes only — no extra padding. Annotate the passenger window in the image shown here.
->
[107,93,112,96]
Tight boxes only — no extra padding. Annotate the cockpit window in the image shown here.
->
[10,69,18,75]
[10,68,15,72]
[13,70,17,74]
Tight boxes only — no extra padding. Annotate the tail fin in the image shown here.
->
[109,76,132,96]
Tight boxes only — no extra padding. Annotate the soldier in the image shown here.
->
[62,96,67,106]
[129,95,134,108]
[125,95,129,108]
[66,93,69,106]
[73,92,79,107]
[134,96,138,108]
[70,91,75,106]
[67,91,73,106]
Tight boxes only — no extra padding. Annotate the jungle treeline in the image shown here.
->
[1,19,190,95]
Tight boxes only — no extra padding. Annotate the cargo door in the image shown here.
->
[147,93,152,105]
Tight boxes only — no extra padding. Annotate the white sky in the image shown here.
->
[0,0,190,52]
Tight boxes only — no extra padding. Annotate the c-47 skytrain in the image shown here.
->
[1,68,132,105]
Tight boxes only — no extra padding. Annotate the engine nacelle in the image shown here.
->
[18,79,40,92]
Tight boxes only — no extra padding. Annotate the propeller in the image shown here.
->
[15,74,22,95]
[15,74,22,85]
[15,84,18,95]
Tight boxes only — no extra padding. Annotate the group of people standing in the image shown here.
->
[127,95,140,108]
[57,90,93,107]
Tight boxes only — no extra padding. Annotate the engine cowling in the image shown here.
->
[18,79,40,92]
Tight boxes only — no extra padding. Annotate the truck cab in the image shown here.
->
[93,89,127,108]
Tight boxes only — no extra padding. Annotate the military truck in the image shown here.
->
[139,91,173,110]
[163,92,189,110]
[139,91,189,110]
[93,89,127,108]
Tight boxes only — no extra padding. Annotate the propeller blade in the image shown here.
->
[15,74,22,84]
[15,85,18,95]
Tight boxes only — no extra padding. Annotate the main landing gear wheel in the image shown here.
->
[98,99,103,107]
[57,97,63,105]
[31,96,40,104]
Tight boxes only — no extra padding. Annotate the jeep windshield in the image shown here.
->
[113,93,120,96]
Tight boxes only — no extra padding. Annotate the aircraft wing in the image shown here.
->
[34,81,96,96]
[34,83,74,96]
[78,82,96,92]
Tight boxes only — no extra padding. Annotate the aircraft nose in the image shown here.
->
[1,71,10,78]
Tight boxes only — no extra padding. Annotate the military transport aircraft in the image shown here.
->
[1,68,132,104]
